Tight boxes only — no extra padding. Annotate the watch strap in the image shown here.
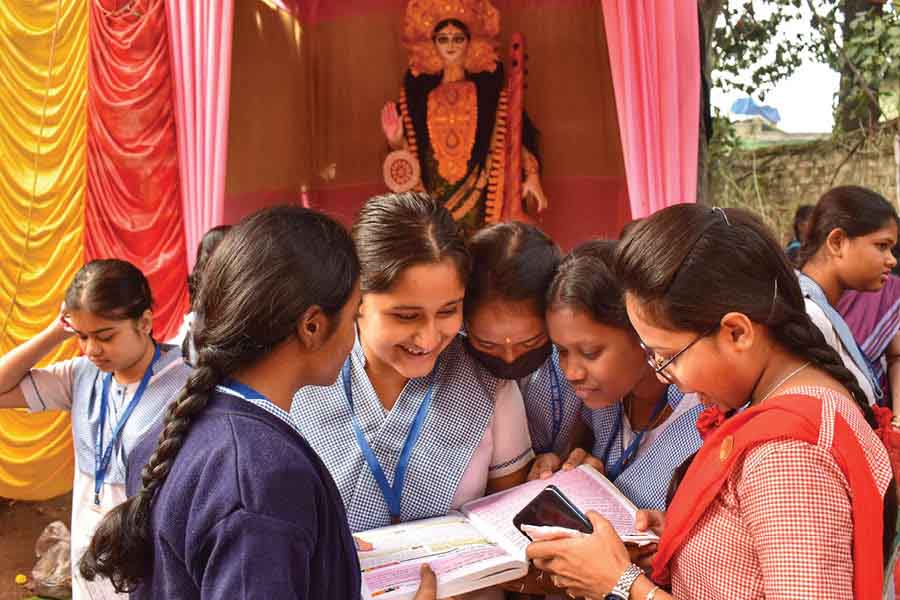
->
[606,563,642,599]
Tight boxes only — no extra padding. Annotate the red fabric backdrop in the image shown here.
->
[86,0,189,341]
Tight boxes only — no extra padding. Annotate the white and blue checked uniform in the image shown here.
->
[22,343,190,488]
[519,347,584,456]
[21,343,191,600]
[291,335,532,532]
[582,385,703,510]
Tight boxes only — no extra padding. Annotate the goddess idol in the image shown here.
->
[381,0,548,235]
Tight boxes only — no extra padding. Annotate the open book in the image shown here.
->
[356,465,659,600]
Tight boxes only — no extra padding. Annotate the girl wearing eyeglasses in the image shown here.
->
[526,205,895,600]
[543,240,703,511]
[798,185,899,408]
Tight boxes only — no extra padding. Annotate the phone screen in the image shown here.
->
[513,485,594,539]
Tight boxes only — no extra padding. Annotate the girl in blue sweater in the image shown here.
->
[79,207,440,599]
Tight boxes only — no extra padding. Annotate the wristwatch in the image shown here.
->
[604,564,643,599]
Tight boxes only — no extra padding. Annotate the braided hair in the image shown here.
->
[79,206,360,591]
[615,204,875,427]
[618,204,898,559]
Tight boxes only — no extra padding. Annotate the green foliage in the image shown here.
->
[840,6,900,121]
[713,1,900,118]
[708,108,742,159]
[712,0,810,99]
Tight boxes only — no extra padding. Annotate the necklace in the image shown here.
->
[759,361,810,404]
[624,389,669,432]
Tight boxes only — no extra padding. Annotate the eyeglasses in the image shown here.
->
[434,34,468,46]
[638,325,717,383]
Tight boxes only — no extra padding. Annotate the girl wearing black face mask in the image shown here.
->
[464,223,591,473]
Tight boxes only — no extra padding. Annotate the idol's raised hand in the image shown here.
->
[381,102,404,148]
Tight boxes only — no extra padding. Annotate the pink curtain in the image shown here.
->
[166,0,233,269]
[601,0,700,218]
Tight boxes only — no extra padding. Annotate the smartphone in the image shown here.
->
[512,485,594,540]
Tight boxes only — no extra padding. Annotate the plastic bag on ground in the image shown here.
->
[30,520,72,599]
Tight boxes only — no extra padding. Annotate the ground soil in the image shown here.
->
[0,495,72,600]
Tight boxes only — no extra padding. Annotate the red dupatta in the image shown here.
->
[652,394,885,598]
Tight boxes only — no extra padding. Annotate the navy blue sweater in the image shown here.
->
[125,392,360,599]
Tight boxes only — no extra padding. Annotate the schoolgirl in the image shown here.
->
[0,259,190,599]
[168,224,231,364]
[463,222,587,466]
[527,205,895,600]
[544,241,703,511]
[798,185,899,406]
[291,193,534,534]
[79,207,443,599]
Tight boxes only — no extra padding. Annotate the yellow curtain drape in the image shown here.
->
[0,0,87,500]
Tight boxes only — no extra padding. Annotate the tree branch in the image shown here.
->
[804,0,880,117]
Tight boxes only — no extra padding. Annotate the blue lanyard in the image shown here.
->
[94,344,161,505]
[603,386,669,481]
[536,362,563,454]
[342,358,438,523]
[218,378,265,401]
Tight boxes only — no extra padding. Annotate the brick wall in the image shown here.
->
[709,127,899,243]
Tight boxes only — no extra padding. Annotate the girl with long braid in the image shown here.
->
[798,185,899,408]
[525,205,896,599]
[78,207,441,599]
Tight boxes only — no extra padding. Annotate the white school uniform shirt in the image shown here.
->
[805,299,877,406]
[166,311,196,365]
[291,335,534,533]
[582,385,703,510]
[19,345,190,600]
[518,347,584,456]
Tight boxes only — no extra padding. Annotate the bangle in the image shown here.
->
[646,585,661,599]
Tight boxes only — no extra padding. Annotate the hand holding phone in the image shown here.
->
[512,485,594,541]
[520,524,586,541]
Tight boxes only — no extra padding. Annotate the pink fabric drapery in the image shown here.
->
[166,0,233,269]
[601,0,700,218]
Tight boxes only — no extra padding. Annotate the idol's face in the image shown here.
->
[433,23,469,69]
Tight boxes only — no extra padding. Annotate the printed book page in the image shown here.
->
[356,514,527,600]
[462,465,659,561]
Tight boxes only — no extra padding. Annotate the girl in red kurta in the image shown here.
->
[526,205,896,600]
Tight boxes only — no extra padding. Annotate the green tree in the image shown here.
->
[698,0,900,201]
